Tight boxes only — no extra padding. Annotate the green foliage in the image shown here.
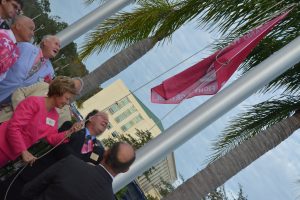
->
[204,185,247,200]
[115,187,128,200]
[157,177,175,197]
[146,194,160,200]
[22,0,88,77]
[205,186,228,200]
[80,0,179,60]
[209,96,300,162]
[235,185,248,200]
[102,129,153,150]
[84,0,300,170]
[81,0,300,93]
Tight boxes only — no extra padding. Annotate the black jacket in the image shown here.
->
[54,128,105,164]
[22,155,115,200]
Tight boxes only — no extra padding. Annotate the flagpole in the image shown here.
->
[112,36,300,192]
[56,0,134,48]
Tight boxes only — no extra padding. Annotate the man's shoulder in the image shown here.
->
[20,96,43,105]
[62,154,85,165]
[15,81,49,96]
[17,42,37,49]
[69,128,86,141]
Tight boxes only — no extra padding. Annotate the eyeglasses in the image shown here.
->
[11,2,22,15]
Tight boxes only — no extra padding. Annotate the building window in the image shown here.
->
[108,97,130,114]
[115,106,137,123]
[111,131,119,137]
[107,122,112,130]
[121,114,143,132]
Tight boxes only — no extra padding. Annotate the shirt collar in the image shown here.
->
[99,164,114,180]
[85,128,96,140]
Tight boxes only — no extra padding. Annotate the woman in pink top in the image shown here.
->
[0,76,82,167]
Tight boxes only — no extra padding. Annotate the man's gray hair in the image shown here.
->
[72,77,84,93]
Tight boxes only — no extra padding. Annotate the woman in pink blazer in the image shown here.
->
[0,76,83,167]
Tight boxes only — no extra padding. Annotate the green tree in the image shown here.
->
[102,129,153,149]
[146,194,160,200]
[204,185,247,200]
[78,1,300,198]
[235,185,247,200]
[163,112,300,199]
[205,186,228,200]
[157,178,175,198]
[78,0,299,100]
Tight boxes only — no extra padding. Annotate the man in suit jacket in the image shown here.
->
[54,110,109,164]
[22,142,136,200]
[54,109,109,165]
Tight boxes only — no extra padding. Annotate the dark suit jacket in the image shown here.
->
[22,155,115,200]
[0,21,10,29]
[54,128,105,165]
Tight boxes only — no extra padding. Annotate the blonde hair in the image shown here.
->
[48,76,77,97]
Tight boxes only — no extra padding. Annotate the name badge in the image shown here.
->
[90,152,99,161]
[46,117,55,127]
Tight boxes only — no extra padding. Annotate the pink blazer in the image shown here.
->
[0,96,68,160]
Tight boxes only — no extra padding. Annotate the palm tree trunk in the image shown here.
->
[77,37,157,99]
[163,112,300,200]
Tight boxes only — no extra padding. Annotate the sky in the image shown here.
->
[49,1,300,199]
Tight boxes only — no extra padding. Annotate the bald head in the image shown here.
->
[105,142,135,175]
[11,15,35,42]
[118,143,135,164]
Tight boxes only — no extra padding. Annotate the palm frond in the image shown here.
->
[79,0,177,60]
[83,0,104,5]
[208,95,300,163]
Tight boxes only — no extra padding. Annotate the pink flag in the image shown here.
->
[151,12,289,104]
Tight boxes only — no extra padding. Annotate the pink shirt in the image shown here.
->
[0,96,68,160]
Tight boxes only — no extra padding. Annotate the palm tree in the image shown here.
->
[163,111,300,200]
[79,0,299,98]
[78,0,183,98]
[77,0,300,196]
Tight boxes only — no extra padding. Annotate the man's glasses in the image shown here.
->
[11,2,22,15]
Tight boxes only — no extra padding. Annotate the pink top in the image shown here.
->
[0,96,68,160]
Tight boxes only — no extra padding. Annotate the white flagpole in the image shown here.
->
[56,0,134,48]
[112,36,300,192]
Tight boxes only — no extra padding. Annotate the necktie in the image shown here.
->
[81,135,93,154]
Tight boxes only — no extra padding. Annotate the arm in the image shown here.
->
[6,97,39,156]
[46,129,69,146]
[22,157,65,198]
[46,121,84,146]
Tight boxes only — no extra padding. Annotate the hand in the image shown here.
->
[65,121,84,137]
[21,150,37,166]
